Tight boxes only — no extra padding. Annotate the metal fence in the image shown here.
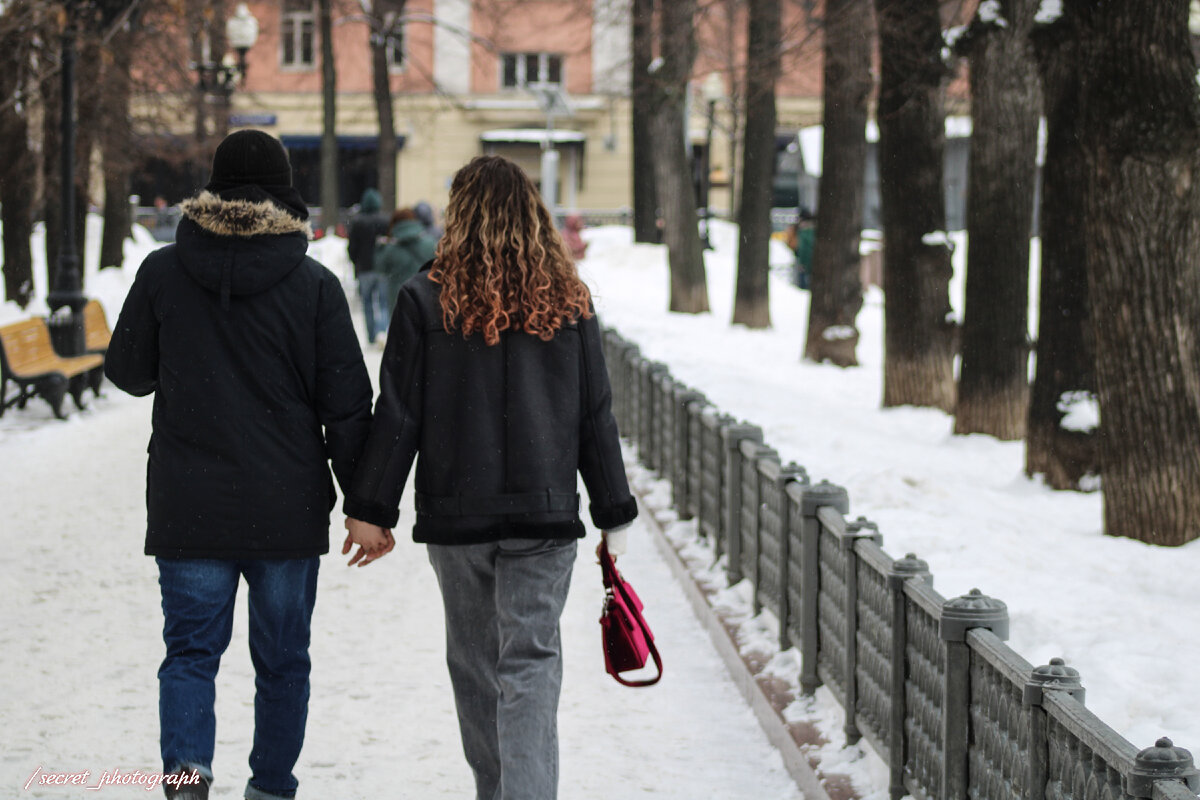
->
[600,325,1200,800]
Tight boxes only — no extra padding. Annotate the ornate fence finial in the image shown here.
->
[1024,657,1085,706]
[800,479,849,516]
[940,588,1009,641]
[1128,737,1200,798]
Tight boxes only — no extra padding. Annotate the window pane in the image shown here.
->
[390,33,404,67]
[546,55,562,85]
[283,0,311,12]
[525,53,540,83]
[282,19,295,65]
[301,21,313,65]
[502,54,518,87]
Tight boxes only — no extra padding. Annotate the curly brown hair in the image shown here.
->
[429,155,593,345]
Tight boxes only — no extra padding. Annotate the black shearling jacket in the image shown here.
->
[343,266,637,544]
[105,191,373,559]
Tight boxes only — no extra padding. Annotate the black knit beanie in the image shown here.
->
[204,129,309,221]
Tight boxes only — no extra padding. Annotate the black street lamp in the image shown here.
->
[699,72,725,252]
[193,3,259,96]
[191,1,258,179]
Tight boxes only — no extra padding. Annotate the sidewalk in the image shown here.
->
[0,343,803,799]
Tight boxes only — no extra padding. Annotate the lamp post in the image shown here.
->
[192,3,258,170]
[699,72,725,251]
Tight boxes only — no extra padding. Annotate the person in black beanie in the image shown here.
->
[105,129,394,800]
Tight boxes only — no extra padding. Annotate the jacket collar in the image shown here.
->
[180,191,313,239]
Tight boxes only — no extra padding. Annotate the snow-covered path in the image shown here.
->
[0,351,802,799]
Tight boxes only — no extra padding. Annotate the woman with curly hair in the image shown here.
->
[344,155,637,800]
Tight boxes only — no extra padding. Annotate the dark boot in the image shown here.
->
[163,769,209,800]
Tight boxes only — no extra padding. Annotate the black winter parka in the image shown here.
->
[343,266,637,544]
[105,192,374,559]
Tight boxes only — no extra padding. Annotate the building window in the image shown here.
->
[384,14,405,71]
[282,0,315,69]
[500,52,564,89]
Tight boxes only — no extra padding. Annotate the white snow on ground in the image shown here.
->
[0,219,801,799]
[4,213,1199,798]
[577,220,1200,766]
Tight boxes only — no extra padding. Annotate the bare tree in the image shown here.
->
[732,0,781,328]
[953,0,1042,439]
[1075,0,1200,546]
[99,7,143,270]
[802,0,872,365]
[875,0,956,411]
[367,0,406,212]
[650,0,709,312]
[320,0,339,231]
[1025,6,1097,490]
[631,0,658,242]
[0,0,37,307]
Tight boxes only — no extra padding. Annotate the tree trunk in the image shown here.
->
[99,18,136,271]
[875,0,955,410]
[953,0,1042,439]
[0,2,35,307]
[732,0,779,328]
[631,0,658,242]
[372,2,404,212]
[651,0,709,313]
[73,35,104,278]
[1076,1,1200,546]
[319,0,339,232]
[723,0,742,221]
[803,0,871,365]
[1025,11,1097,489]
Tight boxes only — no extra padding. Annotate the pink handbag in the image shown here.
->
[598,540,663,687]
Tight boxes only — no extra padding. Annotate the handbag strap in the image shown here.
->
[598,541,663,687]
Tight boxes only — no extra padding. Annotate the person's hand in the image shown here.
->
[342,517,395,567]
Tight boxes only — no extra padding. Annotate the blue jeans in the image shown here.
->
[427,538,577,800]
[357,271,390,343]
[157,557,319,800]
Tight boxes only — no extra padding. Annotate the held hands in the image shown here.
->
[343,517,396,567]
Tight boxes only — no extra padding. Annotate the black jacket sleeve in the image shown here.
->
[342,286,425,528]
[104,254,162,397]
[577,313,638,530]
[314,270,375,495]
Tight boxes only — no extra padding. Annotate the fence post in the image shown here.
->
[887,553,932,800]
[672,387,706,519]
[721,422,763,586]
[798,480,850,695]
[744,443,779,612]
[841,516,882,746]
[771,461,808,650]
[625,347,642,451]
[1023,657,1085,800]
[939,589,1009,800]
[1128,738,1200,799]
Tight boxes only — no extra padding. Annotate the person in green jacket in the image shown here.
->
[376,208,439,318]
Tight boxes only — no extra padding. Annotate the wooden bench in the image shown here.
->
[82,299,112,396]
[0,317,104,419]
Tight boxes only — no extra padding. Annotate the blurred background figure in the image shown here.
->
[413,200,444,240]
[347,188,392,346]
[376,208,438,319]
[786,207,815,290]
[562,213,588,261]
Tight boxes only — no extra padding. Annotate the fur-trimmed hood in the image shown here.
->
[174,192,313,308]
[181,191,312,238]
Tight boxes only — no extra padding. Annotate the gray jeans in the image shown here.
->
[427,538,578,800]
